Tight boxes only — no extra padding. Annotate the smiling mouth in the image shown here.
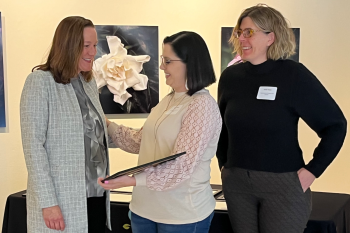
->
[242,47,252,50]
[83,58,92,62]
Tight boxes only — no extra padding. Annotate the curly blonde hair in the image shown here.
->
[230,4,295,60]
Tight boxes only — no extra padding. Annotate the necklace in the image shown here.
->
[153,92,188,155]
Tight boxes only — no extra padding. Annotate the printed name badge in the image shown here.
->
[256,86,277,100]
[165,105,183,115]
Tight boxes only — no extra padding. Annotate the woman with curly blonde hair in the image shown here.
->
[217,4,346,233]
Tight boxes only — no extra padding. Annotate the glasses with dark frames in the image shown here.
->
[160,55,182,66]
[233,28,270,38]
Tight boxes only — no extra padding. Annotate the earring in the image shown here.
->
[185,79,189,90]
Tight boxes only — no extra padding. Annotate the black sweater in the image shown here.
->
[216,59,346,178]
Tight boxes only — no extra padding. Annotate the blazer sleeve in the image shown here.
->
[20,72,58,208]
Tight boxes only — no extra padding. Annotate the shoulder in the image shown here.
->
[187,90,221,125]
[27,70,53,79]
[191,90,219,110]
[21,71,54,104]
[284,60,317,79]
[273,60,318,86]
[192,89,213,99]
[23,70,56,91]
[276,59,310,74]
[25,70,55,85]
[223,61,246,73]
[221,62,246,77]
[219,62,246,87]
[277,60,326,96]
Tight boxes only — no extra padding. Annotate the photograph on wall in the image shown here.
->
[0,12,5,127]
[221,27,300,73]
[94,25,159,114]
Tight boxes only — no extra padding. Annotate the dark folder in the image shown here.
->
[102,151,186,183]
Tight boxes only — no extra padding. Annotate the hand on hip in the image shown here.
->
[297,168,316,192]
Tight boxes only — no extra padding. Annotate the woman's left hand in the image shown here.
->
[98,175,136,190]
[297,168,316,192]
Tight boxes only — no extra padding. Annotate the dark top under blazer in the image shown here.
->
[216,59,346,178]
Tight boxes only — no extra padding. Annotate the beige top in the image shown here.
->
[108,89,222,224]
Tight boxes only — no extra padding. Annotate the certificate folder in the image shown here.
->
[102,151,186,183]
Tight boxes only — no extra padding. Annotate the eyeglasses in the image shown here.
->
[233,28,269,38]
[160,55,182,66]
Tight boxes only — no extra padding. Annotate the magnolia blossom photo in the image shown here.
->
[95,25,159,114]
[94,36,150,105]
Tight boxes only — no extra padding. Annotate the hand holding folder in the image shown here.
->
[101,151,186,183]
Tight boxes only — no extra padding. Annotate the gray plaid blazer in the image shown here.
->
[20,70,111,233]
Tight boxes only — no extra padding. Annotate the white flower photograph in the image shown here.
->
[94,25,159,114]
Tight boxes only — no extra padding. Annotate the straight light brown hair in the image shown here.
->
[33,16,94,84]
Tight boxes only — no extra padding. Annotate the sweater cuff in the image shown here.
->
[304,163,324,178]
[134,172,147,187]
[107,122,119,136]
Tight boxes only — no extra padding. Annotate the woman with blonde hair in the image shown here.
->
[217,4,346,233]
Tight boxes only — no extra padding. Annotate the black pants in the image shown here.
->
[222,167,312,233]
[87,193,107,233]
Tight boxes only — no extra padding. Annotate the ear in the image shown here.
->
[267,32,275,46]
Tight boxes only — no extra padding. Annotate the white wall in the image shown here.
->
[1,0,350,229]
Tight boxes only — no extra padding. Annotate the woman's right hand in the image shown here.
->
[98,175,136,190]
[42,205,65,231]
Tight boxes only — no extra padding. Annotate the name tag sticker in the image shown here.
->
[256,86,277,100]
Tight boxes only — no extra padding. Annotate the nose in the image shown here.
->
[238,33,245,42]
[160,61,165,70]
[89,46,97,56]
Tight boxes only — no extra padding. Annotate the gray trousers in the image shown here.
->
[222,167,312,233]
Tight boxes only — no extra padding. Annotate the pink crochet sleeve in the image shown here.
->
[144,94,222,191]
[109,123,142,154]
